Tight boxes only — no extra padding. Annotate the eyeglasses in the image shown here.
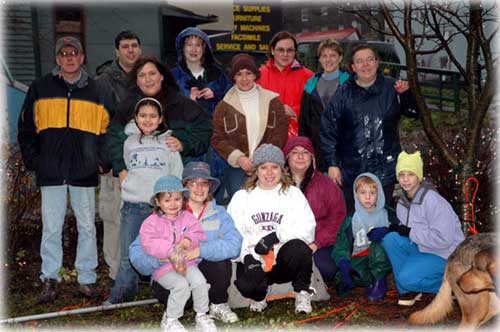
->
[58,50,79,58]
[274,47,295,55]
[353,56,377,65]
[187,180,210,188]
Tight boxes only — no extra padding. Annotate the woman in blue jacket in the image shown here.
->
[299,38,349,172]
[129,161,242,324]
[172,27,233,204]
[320,44,418,213]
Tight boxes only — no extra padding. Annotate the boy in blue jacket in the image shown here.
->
[382,151,464,306]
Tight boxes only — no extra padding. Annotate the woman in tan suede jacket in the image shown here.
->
[211,54,288,199]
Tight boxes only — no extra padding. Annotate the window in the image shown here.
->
[54,5,85,53]
[440,56,449,69]
[301,8,309,22]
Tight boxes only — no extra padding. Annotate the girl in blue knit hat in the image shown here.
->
[140,175,216,332]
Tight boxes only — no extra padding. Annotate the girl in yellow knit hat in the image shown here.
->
[381,151,464,306]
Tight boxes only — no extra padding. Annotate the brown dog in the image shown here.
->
[408,233,498,331]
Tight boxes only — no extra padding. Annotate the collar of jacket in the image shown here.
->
[267,59,304,73]
[398,180,436,208]
[106,59,129,79]
[348,70,385,95]
[202,200,218,219]
[223,84,279,147]
[52,66,89,88]
[304,70,350,94]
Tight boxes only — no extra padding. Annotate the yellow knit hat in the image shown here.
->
[396,151,423,180]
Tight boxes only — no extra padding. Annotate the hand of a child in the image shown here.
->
[338,259,359,289]
[183,247,200,261]
[367,227,390,242]
[177,238,191,250]
[170,247,187,275]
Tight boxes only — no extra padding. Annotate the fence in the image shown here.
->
[380,61,463,113]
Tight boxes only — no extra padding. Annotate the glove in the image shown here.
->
[255,232,279,255]
[397,225,411,237]
[389,223,399,232]
[367,227,390,242]
[261,250,275,272]
[338,259,359,289]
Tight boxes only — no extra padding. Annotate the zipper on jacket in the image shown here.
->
[66,90,71,127]
[172,220,177,245]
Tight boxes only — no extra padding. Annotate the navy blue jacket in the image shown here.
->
[320,72,417,188]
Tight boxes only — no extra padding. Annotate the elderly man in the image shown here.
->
[18,36,111,303]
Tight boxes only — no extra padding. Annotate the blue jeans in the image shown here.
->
[224,166,247,200]
[109,201,152,302]
[40,185,97,284]
[382,232,446,294]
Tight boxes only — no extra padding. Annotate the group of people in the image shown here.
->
[17,25,466,332]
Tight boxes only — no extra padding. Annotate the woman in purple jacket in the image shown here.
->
[283,136,346,283]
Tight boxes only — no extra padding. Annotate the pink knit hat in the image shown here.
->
[282,136,316,159]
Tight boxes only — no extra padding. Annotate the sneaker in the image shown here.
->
[249,298,268,312]
[163,318,187,332]
[39,279,58,303]
[210,303,239,323]
[295,288,315,314]
[79,283,101,298]
[398,292,422,306]
[195,313,217,332]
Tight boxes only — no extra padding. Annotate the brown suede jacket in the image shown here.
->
[211,84,289,167]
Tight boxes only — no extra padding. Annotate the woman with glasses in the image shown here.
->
[257,31,313,139]
[320,44,418,214]
[129,161,243,324]
[283,136,346,284]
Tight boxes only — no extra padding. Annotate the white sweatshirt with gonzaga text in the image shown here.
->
[227,183,316,263]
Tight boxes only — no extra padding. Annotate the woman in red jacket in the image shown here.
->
[257,31,313,139]
[283,136,346,283]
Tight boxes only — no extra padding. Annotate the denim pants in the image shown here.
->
[157,265,210,319]
[40,185,97,284]
[224,166,247,200]
[382,232,446,294]
[109,201,152,302]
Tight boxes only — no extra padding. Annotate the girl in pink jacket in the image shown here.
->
[139,175,216,332]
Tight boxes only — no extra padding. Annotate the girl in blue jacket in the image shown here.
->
[129,161,242,324]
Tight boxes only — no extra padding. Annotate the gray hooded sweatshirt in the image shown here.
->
[121,121,183,204]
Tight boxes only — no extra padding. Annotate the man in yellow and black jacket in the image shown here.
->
[18,36,112,303]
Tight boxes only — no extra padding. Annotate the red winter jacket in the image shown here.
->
[304,171,346,248]
[257,59,313,138]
